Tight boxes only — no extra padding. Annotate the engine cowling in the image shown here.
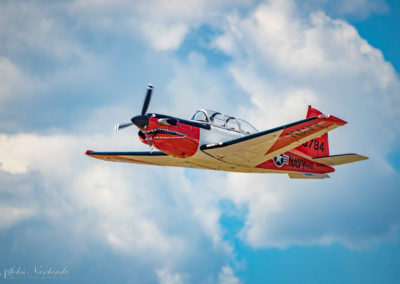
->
[138,117,200,158]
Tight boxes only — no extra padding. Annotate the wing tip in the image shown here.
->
[324,114,347,125]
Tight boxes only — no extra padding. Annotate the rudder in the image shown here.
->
[295,105,329,157]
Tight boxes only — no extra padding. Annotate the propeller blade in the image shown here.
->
[141,84,153,115]
[115,122,133,131]
[116,84,153,133]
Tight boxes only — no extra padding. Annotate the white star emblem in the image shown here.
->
[274,154,289,167]
[275,155,283,164]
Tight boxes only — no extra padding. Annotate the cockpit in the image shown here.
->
[191,109,258,134]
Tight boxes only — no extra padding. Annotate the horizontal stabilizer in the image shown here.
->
[289,172,330,179]
[313,153,368,166]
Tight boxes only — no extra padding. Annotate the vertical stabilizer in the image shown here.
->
[295,106,330,157]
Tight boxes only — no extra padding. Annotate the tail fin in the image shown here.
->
[295,106,329,157]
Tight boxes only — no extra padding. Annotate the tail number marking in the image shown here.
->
[303,139,325,152]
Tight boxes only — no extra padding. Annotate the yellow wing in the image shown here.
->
[85,150,209,169]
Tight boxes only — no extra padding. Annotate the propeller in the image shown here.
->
[115,84,153,131]
[115,122,133,131]
[141,85,152,115]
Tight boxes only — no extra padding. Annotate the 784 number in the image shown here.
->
[303,139,324,152]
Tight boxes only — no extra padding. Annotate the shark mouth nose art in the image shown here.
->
[144,128,187,139]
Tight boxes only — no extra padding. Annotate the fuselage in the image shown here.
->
[138,113,334,174]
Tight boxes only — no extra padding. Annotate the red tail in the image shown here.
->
[295,106,329,157]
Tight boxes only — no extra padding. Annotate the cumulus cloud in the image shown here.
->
[222,171,400,249]
[157,268,183,284]
[0,205,36,229]
[0,132,232,282]
[0,57,28,106]
[69,0,257,51]
[0,1,85,62]
[211,0,400,249]
[1,0,400,282]
[214,0,400,148]
[329,0,388,18]
[296,0,389,19]
[161,52,246,118]
[218,266,242,284]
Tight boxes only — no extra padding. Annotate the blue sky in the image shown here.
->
[0,0,399,283]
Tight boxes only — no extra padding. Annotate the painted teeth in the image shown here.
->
[150,136,186,139]
[144,128,187,138]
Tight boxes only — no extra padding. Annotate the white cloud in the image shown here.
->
[0,1,84,61]
[335,0,388,17]
[157,268,183,284]
[0,57,24,105]
[0,131,233,281]
[0,57,42,108]
[297,0,389,18]
[161,52,244,118]
[141,22,188,51]
[0,0,400,281]
[223,171,400,249]
[212,0,400,249]
[69,0,257,51]
[218,266,241,284]
[0,205,36,229]
[213,0,400,152]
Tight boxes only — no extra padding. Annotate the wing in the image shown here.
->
[201,115,347,167]
[85,150,209,169]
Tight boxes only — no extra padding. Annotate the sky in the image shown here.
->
[0,0,399,283]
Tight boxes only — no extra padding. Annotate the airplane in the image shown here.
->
[86,85,368,179]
